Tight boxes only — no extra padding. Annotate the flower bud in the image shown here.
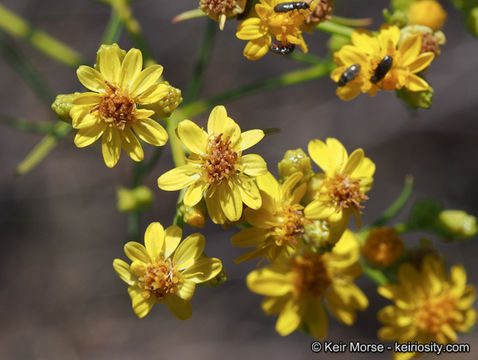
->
[383,9,409,28]
[303,219,334,253]
[179,202,207,228]
[51,93,80,123]
[328,34,351,53]
[467,7,478,37]
[396,86,434,109]
[117,186,153,213]
[145,81,183,119]
[438,210,477,239]
[407,0,447,31]
[361,227,403,268]
[278,148,314,183]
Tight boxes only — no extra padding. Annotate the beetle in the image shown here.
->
[337,64,361,87]
[274,2,310,13]
[270,42,296,55]
[371,55,393,83]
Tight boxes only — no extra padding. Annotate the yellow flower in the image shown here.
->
[236,0,314,60]
[247,230,368,338]
[157,105,267,224]
[331,25,435,101]
[361,227,403,268]
[231,172,308,263]
[378,256,476,360]
[113,222,223,319]
[408,0,447,31]
[304,138,375,229]
[70,44,169,167]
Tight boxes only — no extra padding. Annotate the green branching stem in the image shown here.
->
[370,175,414,228]
[0,116,53,134]
[362,261,391,285]
[316,20,355,38]
[102,8,123,45]
[0,4,83,67]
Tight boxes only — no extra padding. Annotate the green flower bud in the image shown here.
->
[383,9,409,27]
[117,185,153,213]
[396,86,434,109]
[303,219,334,253]
[179,201,207,228]
[327,34,351,53]
[145,81,183,119]
[51,93,80,123]
[391,0,415,12]
[278,148,313,183]
[467,7,478,37]
[438,210,477,238]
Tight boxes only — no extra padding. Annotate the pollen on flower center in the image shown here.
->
[415,294,458,338]
[275,206,305,245]
[292,253,332,298]
[200,0,236,13]
[138,258,180,300]
[204,133,238,184]
[324,174,369,213]
[96,81,136,130]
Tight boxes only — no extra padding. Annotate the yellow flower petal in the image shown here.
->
[231,227,267,247]
[243,36,271,61]
[164,225,182,259]
[144,222,164,262]
[351,29,379,54]
[304,200,335,220]
[219,181,243,222]
[73,112,100,129]
[182,258,223,283]
[130,65,164,97]
[121,128,144,162]
[256,172,280,199]
[240,154,267,177]
[406,74,430,92]
[237,129,264,152]
[132,118,168,146]
[177,279,196,301]
[247,267,293,296]
[177,119,208,155]
[74,123,106,148]
[72,92,101,106]
[157,165,201,191]
[102,127,122,168]
[113,259,135,285]
[164,294,192,320]
[236,18,266,40]
[343,148,364,175]
[119,48,143,88]
[135,83,169,104]
[173,233,205,269]
[399,34,422,66]
[207,105,241,145]
[98,44,121,83]
[184,180,209,207]
[306,299,328,339]
[124,241,150,263]
[77,65,106,92]
[205,188,227,224]
[128,286,154,318]
[276,299,301,336]
[237,177,262,210]
[406,52,434,73]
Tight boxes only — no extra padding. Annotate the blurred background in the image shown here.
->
[0,0,477,359]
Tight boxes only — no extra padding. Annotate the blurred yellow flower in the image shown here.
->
[236,0,314,60]
[231,172,307,263]
[70,44,169,167]
[247,230,368,338]
[304,138,375,229]
[408,0,447,31]
[157,105,267,224]
[378,255,476,359]
[331,25,435,101]
[113,222,223,319]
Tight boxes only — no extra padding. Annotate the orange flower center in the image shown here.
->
[415,294,459,341]
[205,133,238,184]
[200,0,236,14]
[292,253,332,298]
[324,174,368,213]
[138,258,180,301]
[274,206,305,246]
[96,81,136,130]
[362,227,403,268]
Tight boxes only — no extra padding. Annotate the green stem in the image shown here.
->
[184,19,217,104]
[182,61,334,119]
[0,116,53,134]
[331,16,373,27]
[316,20,354,38]
[370,175,414,228]
[15,122,72,176]
[0,4,83,67]
[0,31,54,105]
[362,261,390,285]
[102,8,123,44]
[128,210,141,242]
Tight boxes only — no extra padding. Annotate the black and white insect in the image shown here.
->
[337,64,361,87]
[370,55,393,84]
[274,2,310,13]
[270,42,296,56]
